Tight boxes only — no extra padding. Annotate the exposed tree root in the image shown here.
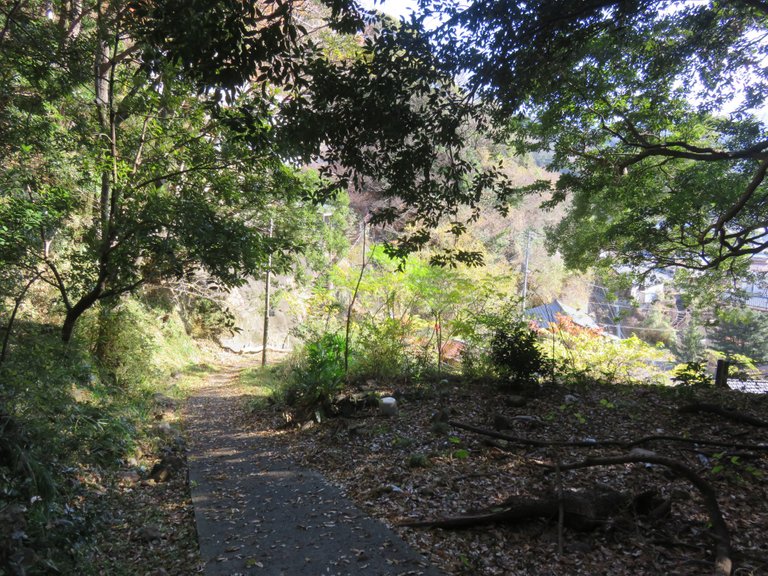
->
[679,402,768,428]
[545,451,732,576]
[399,485,630,531]
[448,420,768,451]
[414,421,737,576]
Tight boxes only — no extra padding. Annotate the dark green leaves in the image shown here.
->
[420,0,768,272]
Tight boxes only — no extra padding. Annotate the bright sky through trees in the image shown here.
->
[360,0,418,17]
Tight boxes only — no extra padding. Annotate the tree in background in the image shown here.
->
[0,0,329,345]
[417,0,768,277]
[2,0,534,348]
[673,311,707,363]
[632,302,676,349]
[709,307,768,363]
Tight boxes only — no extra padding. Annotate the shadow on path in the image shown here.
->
[185,366,445,576]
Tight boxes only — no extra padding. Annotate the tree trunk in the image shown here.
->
[435,313,443,376]
[59,1,112,345]
[1,274,40,364]
[262,218,273,367]
[715,359,730,389]
[345,221,370,374]
[61,283,105,343]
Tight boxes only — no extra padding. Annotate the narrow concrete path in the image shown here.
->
[185,364,446,576]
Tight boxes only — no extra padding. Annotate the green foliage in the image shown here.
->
[317,246,514,381]
[547,323,670,386]
[559,404,587,425]
[0,0,345,343]
[421,0,768,272]
[0,293,201,572]
[286,332,347,416]
[673,312,706,363]
[352,317,414,382]
[239,366,285,411]
[457,301,522,381]
[709,306,768,363]
[85,300,157,388]
[710,451,764,482]
[671,362,711,388]
[634,303,676,348]
[185,298,238,339]
[407,453,429,468]
[490,317,545,387]
[711,351,760,382]
[452,448,470,460]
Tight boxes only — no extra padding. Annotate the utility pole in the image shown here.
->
[521,229,532,311]
[261,218,273,368]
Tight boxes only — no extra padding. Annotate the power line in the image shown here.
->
[599,324,676,334]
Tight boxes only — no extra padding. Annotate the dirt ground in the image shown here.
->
[248,378,768,576]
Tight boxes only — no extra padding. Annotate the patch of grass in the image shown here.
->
[183,362,217,375]
[407,453,429,468]
[0,297,207,574]
[240,366,285,409]
[392,435,414,449]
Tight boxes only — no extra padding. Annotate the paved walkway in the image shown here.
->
[185,365,445,576]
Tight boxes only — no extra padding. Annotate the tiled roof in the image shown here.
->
[525,300,600,330]
[728,379,768,394]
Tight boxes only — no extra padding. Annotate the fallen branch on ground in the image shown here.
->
[448,420,768,451]
[399,485,630,531]
[403,445,732,576]
[679,402,768,428]
[542,450,732,576]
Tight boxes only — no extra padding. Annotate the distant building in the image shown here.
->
[525,299,601,331]
[744,254,768,311]
[728,379,768,394]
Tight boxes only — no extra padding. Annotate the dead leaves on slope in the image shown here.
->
[255,382,768,575]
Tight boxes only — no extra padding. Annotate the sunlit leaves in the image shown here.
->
[420,0,768,273]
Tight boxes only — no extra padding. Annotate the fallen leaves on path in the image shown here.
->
[249,380,768,576]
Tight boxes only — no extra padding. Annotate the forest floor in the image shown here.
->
[82,361,768,575]
[245,375,768,576]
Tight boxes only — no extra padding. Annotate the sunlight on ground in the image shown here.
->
[238,366,284,408]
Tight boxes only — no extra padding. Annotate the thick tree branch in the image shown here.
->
[547,452,732,576]
[702,158,768,242]
[449,420,768,451]
[133,162,234,190]
[679,402,768,428]
[0,0,26,46]
[619,140,768,169]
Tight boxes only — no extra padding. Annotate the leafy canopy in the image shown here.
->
[419,0,768,274]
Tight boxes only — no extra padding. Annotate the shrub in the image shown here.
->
[672,362,712,387]
[0,291,202,574]
[186,298,238,339]
[490,319,545,386]
[286,332,346,417]
[542,316,671,385]
[352,317,413,382]
[85,299,157,388]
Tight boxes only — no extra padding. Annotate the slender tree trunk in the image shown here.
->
[61,286,103,343]
[59,0,113,344]
[261,218,273,367]
[345,221,371,375]
[435,312,443,376]
[0,273,40,364]
[94,301,113,361]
